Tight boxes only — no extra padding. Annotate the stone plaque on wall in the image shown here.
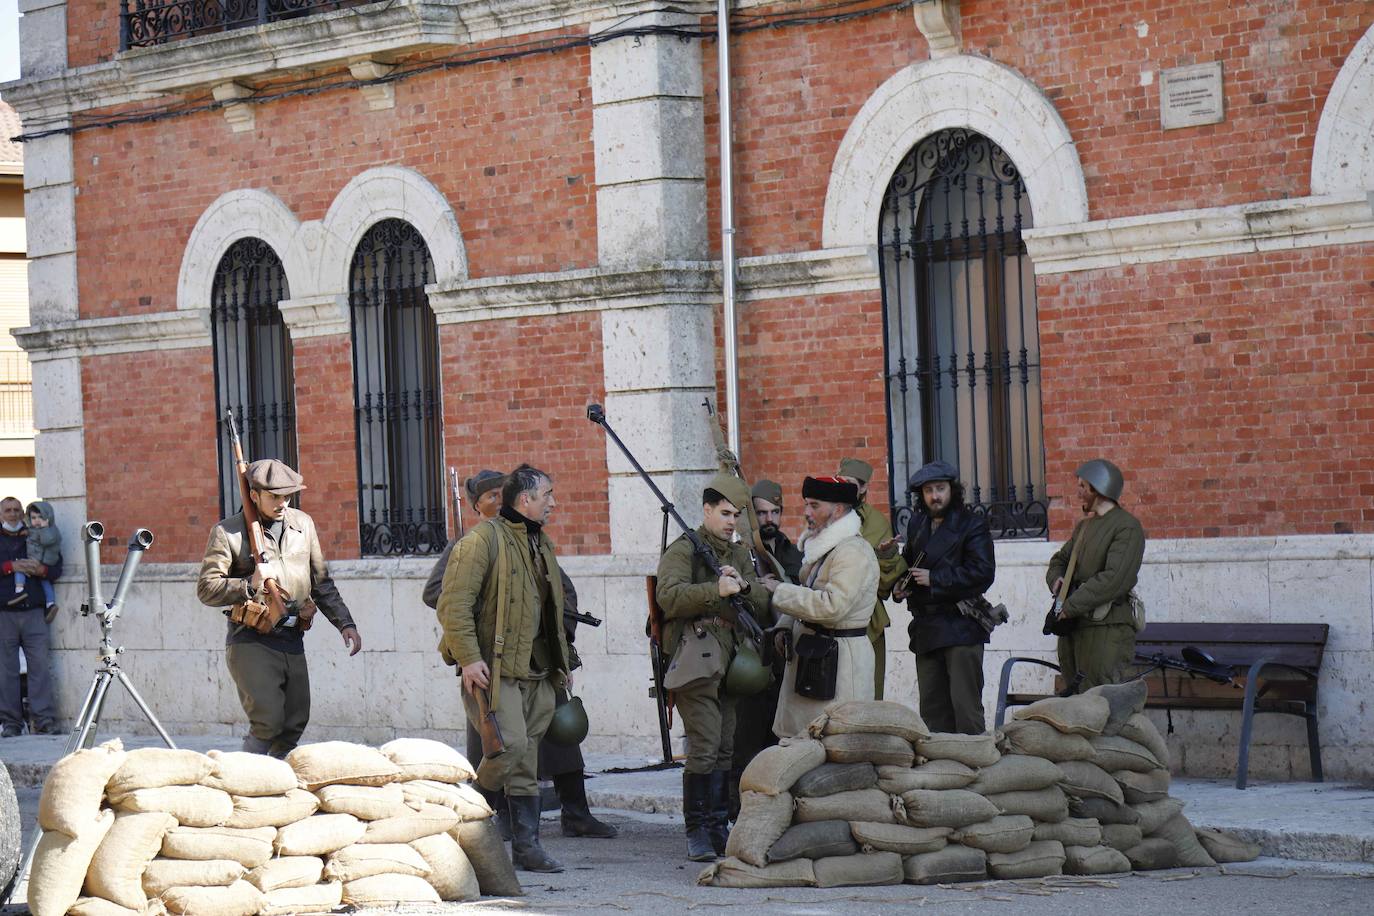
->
[1160,61,1225,130]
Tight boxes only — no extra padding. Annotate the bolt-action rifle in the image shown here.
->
[448,467,465,539]
[702,398,788,583]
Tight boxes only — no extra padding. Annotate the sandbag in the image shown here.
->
[1056,761,1125,803]
[985,787,1068,823]
[160,881,264,916]
[224,789,319,829]
[898,789,999,829]
[259,881,342,916]
[1119,712,1171,768]
[997,720,1095,762]
[1132,797,1185,835]
[988,839,1065,879]
[1012,695,1110,737]
[767,820,858,863]
[1151,813,1216,867]
[1125,837,1178,870]
[361,802,460,843]
[1033,817,1102,847]
[791,762,877,798]
[141,859,245,897]
[379,738,475,784]
[699,856,816,888]
[243,856,323,893]
[813,850,904,887]
[1091,735,1162,773]
[451,818,523,897]
[111,786,234,827]
[1195,828,1261,863]
[202,751,298,797]
[1084,681,1148,737]
[314,783,409,821]
[1064,843,1132,875]
[69,898,164,916]
[1115,768,1170,804]
[877,760,976,793]
[1100,823,1143,851]
[740,739,827,796]
[849,822,949,855]
[1068,796,1139,826]
[818,700,930,742]
[325,843,431,881]
[795,789,894,825]
[107,749,213,798]
[83,811,177,909]
[37,740,125,838]
[723,791,794,867]
[412,832,479,901]
[914,733,1000,768]
[161,825,276,867]
[967,756,1064,796]
[902,844,986,884]
[28,811,115,916]
[822,733,914,767]
[285,742,401,791]
[275,814,366,857]
[342,873,441,906]
[952,815,1035,854]
[400,780,493,820]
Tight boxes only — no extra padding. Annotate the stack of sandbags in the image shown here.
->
[28,737,525,915]
[702,694,1259,890]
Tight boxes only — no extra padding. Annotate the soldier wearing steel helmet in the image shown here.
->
[1046,459,1147,692]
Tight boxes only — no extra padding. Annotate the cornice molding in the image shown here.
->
[14,310,211,361]
[1023,192,1374,274]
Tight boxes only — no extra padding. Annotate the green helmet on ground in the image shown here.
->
[725,644,771,696]
[1076,459,1124,502]
[545,695,590,746]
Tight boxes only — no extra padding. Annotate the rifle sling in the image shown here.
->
[489,520,513,713]
[1056,517,1092,611]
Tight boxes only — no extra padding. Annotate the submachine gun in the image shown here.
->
[586,403,768,766]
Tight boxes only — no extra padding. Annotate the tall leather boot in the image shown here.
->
[508,794,564,873]
[555,772,618,838]
[478,786,512,842]
[682,771,717,862]
[707,769,731,856]
[241,734,273,755]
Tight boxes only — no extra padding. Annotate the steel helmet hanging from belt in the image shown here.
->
[1076,459,1124,502]
[545,694,590,746]
[724,643,770,696]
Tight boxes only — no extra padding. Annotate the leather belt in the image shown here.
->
[805,623,868,638]
[700,615,735,630]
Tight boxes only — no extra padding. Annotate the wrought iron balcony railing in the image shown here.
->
[119,0,372,51]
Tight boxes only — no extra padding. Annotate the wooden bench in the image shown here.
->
[994,622,1329,789]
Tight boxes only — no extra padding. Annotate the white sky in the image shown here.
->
[2,0,20,84]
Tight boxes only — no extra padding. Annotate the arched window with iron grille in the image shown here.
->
[211,237,298,519]
[349,218,445,557]
[879,128,1047,539]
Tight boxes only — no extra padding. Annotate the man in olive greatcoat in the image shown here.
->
[885,460,996,734]
[837,458,902,700]
[197,459,361,758]
[436,464,571,873]
[655,473,770,862]
[1046,459,1147,692]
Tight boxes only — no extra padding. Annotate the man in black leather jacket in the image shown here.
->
[885,461,995,734]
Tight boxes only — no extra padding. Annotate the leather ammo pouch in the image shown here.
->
[229,598,282,635]
[792,631,839,701]
[298,597,318,631]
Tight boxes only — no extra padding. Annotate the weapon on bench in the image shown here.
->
[1134,645,1236,685]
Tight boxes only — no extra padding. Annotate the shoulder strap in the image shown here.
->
[488,520,512,711]
[1055,518,1092,609]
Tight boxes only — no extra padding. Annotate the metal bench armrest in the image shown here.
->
[994,656,1062,728]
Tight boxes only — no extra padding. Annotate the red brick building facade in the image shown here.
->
[7,0,1374,777]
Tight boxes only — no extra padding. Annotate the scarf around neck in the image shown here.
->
[797,508,862,567]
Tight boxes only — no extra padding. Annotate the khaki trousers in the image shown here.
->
[226,643,310,756]
[915,643,985,734]
[675,675,736,775]
[462,675,555,796]
[1058,624,1137,692]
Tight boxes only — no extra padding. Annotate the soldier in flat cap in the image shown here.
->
[197,458,361,757]
[655,472,771,862]
[837,457,901,700]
